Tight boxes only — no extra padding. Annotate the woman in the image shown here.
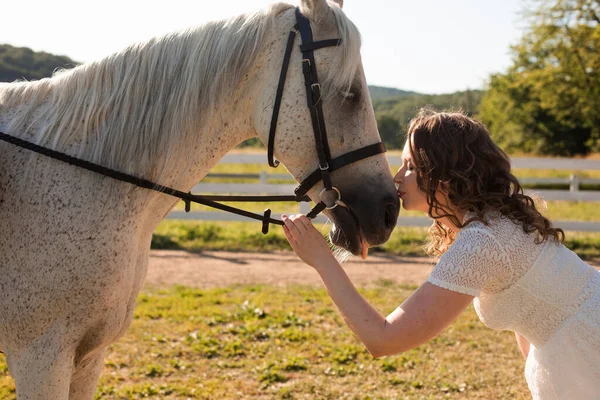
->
[282,108,600,399]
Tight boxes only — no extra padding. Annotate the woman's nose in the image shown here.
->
[393,168,403,183]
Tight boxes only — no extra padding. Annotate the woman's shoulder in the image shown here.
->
[458,211,542,256]
[452,211,546,293]
[449,215,505,254]
[461,211,523,238]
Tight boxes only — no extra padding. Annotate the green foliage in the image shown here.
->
[376,112,404,149]
[237,137,265,149]
[373,90,485,149]
[0,44,78,82]
[479,0,600,156]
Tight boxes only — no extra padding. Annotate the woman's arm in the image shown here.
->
[318,261,473,357]
[282,214,474,358]
[515,332,530,360]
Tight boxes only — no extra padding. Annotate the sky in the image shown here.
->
[0,0,527,94]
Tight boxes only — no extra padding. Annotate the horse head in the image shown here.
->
[253,0,400,256]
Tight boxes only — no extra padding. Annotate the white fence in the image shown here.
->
[166,155,600,232]
[206,171,599,193]
[218,153,600,170]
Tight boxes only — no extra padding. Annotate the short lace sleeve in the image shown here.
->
[427,227,510,296]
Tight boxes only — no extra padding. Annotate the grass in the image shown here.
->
[544,201,600,222]
[153,207,600,260]
[174,199,600,222]
[0,284,531,399]
[153,221,434,256]
[511,168,600,179]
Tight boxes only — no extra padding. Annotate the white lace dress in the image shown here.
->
[427,213,600,399]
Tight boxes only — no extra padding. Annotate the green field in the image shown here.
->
[0,284,530,399]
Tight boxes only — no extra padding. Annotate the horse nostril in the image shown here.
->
[384,201,398,230]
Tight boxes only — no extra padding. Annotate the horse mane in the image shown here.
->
[1,1,362,182]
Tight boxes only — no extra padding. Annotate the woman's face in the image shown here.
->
[394,140,430,213]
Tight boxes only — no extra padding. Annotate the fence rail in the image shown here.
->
[165,181,600,231]
[191,182,600,202]
[205,172,600,192]
[166,211,600,233]
[168,153,600,231]
[219,153,600,170]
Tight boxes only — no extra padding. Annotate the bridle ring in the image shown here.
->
[319,186,344,210]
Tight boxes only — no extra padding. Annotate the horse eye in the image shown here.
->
[339,90,356,102]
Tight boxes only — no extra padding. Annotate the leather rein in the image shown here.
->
[0,7,386,234]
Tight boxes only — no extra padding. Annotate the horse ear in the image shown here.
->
[330,0,343,8]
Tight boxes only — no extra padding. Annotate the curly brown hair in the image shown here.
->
[406,108,564,257]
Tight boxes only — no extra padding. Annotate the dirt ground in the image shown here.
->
[145,250,600,289]
[145,250,438,288]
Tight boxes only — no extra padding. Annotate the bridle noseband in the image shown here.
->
[0,7,386,234]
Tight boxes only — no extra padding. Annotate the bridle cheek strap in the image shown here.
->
[267,26,298,168]
[267,7,387,218]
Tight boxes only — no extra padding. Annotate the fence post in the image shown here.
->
[569,174,579,192]
[259,170,267,184]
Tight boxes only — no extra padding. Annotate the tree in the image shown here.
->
[376,112,404,149]
[373,90,485,149]
[480,0,600,155]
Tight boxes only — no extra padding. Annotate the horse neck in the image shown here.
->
[134,85,259,235]
[0,70,259,232]
[158,84,257,192]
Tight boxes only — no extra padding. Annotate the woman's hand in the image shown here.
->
[281,214,336,270]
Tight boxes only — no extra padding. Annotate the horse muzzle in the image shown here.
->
[328,191,399,256]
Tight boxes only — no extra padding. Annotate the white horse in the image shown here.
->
[0,0,399,398]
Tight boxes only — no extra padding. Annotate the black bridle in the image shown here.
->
[0,7,386,234]
[268,8,386,221]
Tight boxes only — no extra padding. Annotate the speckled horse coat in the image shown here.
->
[0,0,398,398]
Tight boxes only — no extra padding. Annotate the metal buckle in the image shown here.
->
[319,162,329,171]
[311,83,321,91]
[319,187,342,210]
[302,58,311,67]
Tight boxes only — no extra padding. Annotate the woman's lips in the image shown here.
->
[397,191,406,198]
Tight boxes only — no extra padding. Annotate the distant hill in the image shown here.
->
[0,44,78,82]
[368,85,420,100]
